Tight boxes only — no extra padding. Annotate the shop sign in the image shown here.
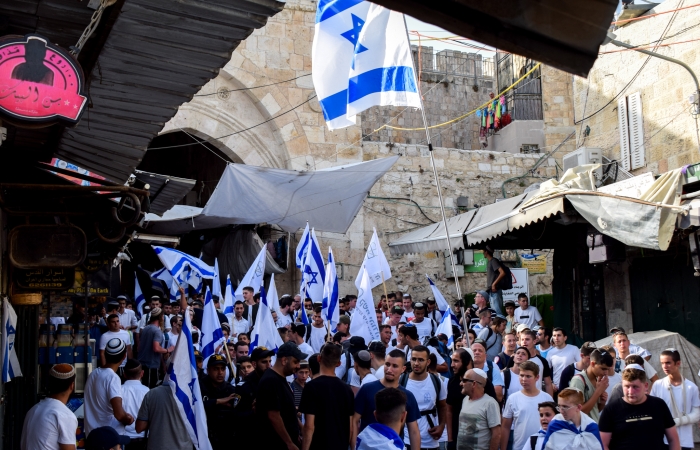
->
[14,267,75,290]
[0,34,87,127]
[520,253,547,274]
[464,250,488,273]
[502,268,529,302]
[67,258,112,295]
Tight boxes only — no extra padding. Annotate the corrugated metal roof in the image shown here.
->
[134,170,195,216]
[54,0,284,182]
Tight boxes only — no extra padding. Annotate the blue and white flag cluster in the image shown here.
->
[200,287,225,367]
[1,298,22,383]
[300,228,326,307]
[234,247,267,303]
[322,247,339,332]
[134,273,146,318]
[165,299,212,450]
[249,287,284,354]
[152,246,215,294]
[312,0,420,129]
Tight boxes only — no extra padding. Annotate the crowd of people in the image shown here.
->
[21,280,700,450]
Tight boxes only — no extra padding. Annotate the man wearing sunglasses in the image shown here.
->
[455,368,501,450]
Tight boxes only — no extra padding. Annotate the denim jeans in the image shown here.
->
[489,290,503,316]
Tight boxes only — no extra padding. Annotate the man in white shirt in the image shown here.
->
[290,323,315,356]
[21,363,79,450]
[425,298,443,325]
[99,314,132,376]
[412,302,437,341]
[402,294,416,323]
[276,296,294,328]
[84,338,134,435]
[513,294,543,329]
[116,295,138,333]
[119,359,150,445]
[609,326,652,360]
[231,301,250,339]
[545,327,581,391]
[308,306,327,353]
[167,315,182,349]
[352,350,379,394]
[650,348,700,449]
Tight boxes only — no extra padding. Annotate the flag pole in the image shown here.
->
[380,272,389,311]
[402,15,468,333]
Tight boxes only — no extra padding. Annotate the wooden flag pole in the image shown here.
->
[381,272,389,311]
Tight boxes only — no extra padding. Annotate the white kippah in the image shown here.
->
[49,364,76,379]
[105,337,126,355]
[472,368,488,379]
[625,363,645,372]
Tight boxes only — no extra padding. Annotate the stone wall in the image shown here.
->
[541,65,577,165]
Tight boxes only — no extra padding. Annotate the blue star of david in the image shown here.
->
[188,377,198,405]
[304,266,319,286]
[341,14,369,68]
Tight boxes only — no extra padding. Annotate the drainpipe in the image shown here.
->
[606,32,700,155]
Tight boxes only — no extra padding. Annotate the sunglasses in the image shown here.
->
[460,378,482,385]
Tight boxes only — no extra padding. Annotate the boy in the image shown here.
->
[542,388,603,449]
[523,401,557,450]
[569,348,613,422]
[504,301,516,334]
[501,361,553,450]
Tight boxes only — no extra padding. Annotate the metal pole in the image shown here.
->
[403,15,467,331]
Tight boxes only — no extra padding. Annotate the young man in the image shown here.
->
[542,388,602,449]
[120,359,150,448]
[231,301,250,340]
[519,330,554,397]
[402,294,415,323]
[472,308,492,333]
[84,338,134,435]
[200,354,238,450]
[256,341,308,449]
[471,340,504,403]
[426,298,443,324]
[524,401,558,450]
[650,349,700,450]
[299,342,355,450]
[276,296,294,328]
[396,325,449,373]
[137,307,173,388]
[356,388,408,450]
[291,360,310,408]
[234,347,274,447]
[501,361,554,450]
[546,327,581,392]
[21,364,79,450]
[167,315,182,349]
[599,366,680,450]
[386,306,404,343]
[477,314,506,362]
[116,295,138,333]
[495,332,517,370]
[559,342,596,391]
[351,350,378,394]
[135,380,193,450]
[612,332,658,383]
[401,345,447,450]
[504,301,516,334]
[608,326,651,361]
[513,294,544,329]
[308,306,327,353]
[99,314,132,373]
[240,286,259,326]
[290,323,315,357]
[569,348,613,422]
[466,291,490,329]
[457,368,501,450]
[368,340,387,379]
[483,245,506,317]
[352,350,422,448]
[412,302,437,341]
[162,301,173,332]
[535,327,552,359]
[379,324,392,347]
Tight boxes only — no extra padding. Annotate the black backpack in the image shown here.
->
[497,262,513,290]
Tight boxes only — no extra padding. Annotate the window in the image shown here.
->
[617,91,645,170]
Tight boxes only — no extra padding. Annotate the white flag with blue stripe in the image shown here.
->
[249,287,284,354]
[312,0,420,129]
[268,273,280,314]
[296,223,310,268]
[1,298,22,383]
[234,247,267,302]
[349,266,381,346]
[165,302,212,450]
[212,258,222,300]
[134,273,146,317]
[435,307,454,350]
[153,246,215,292]
[322,247,339,332]
[426,275,450,314]
[152,266,179,302]
[200,287,225,366]
[300,228,326,306]
[222,275,235,325]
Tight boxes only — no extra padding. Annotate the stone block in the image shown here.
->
[258,36,279,52]
[478,163,492,172]
[303,125,326,143]
[260,92,281,115]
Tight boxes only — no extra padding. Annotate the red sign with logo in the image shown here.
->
[0,34,87,127]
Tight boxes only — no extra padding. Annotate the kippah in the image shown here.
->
[356,350,371,362]
[124,359,141,371]
[105,338,126,355]
[49,364,76,379]
[472,368,487,379]
[150,307,162,316]
[625,363,645,372]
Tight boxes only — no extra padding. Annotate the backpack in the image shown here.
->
[341,350,352,383]
[502,369,513,407]
[305,324,312,343]
[497,262,513,290]
[399,372,442,426]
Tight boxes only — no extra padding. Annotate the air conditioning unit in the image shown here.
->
[562,147,602,180]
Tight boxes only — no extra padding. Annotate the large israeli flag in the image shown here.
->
[249,287,284,354]
[426,275,450,314]
[152,266,178,302]
[222,275,235,324]
[296,223,310,268]
[165,301,212,450]
[234,247,267,302]
[153,246,215,292]
[200,287,225,366]
[268,274,280,313]
[435,307,454,350]
[312,0,420,130]
[134,273,146,317]
[322,247,339,332]
[1,298,22,382]
[300,228,326,307]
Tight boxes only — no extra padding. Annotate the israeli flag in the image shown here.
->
[541,413,603,449]
[222,275,235,324]
[138,265,165,294]
[435,307,455,350]
[249,287,284,354]
[212,258,222,300]
[300,228,326,307]
[134,273,146,318]
[200,287,225,366]
[152,266,178,302]
[234,247,267,302]
[426,275,450,314]
[153,246,215,292]
[296,223,310,268]
[268,274,280,314]
[322,247,339,332]
[165,299,212,450]
[1,298,22,382]
[355,228,392,290]
[312,0,420,129]
[349,266,381,346]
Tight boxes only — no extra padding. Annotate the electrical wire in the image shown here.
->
[193,74,311,97]
[611,2,700,25]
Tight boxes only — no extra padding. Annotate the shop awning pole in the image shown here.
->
[403,15,466,331]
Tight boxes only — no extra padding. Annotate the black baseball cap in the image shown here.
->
[250,347,275,361]
[348,336,367,355]
[85,426,130,449]
[207,354,227,368]
[277,342,309,360]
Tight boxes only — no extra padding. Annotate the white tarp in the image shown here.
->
[146,156,398,234]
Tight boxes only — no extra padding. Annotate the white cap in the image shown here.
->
[472,368,488,379]
[625,363,645,372]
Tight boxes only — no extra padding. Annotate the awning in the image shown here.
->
[387,210,476,256]
[134,170,195,216]
[147,156,399,234]
[144,205,203,223]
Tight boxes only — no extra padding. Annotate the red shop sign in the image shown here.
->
[0,34,88,127]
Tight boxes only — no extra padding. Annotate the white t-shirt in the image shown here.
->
[650,377,700,448]
[546,344,581,388]
[118,380,150,438]
[413,318,436,341]
[513,306,542,329]
[606,371,621,398]
[117,309,138,329]
[167,331,179,348]
[502,390,554,450]
[297,341,315,358]
[349,368,377,388]
[20,398,78,450]
[403,376,448,449]
[84,368,122,435]
[308,325,327,353]
[375,365,385,380]
[276,312,293,328]
[99,330,130,367]
[402,311,415,323]
[505,369,542,396]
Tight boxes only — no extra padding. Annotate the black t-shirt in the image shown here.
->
[446,375,465,442]
[256,368,299,449]
[598,395,675,450]
[299,375,354,450]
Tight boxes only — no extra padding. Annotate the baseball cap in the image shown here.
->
[104,338,126,356]
[338,315,351,325]
[515,324,529,333]
[610,326,626,334]
[348,336,368,354]
[277,341,309,360]
[85,426,130,450]
[194,350,203,360]
[476,290,489,299]
[250,347,275,361]
[207,354,227,368]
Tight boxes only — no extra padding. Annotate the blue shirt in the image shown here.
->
[354,380,421,441]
